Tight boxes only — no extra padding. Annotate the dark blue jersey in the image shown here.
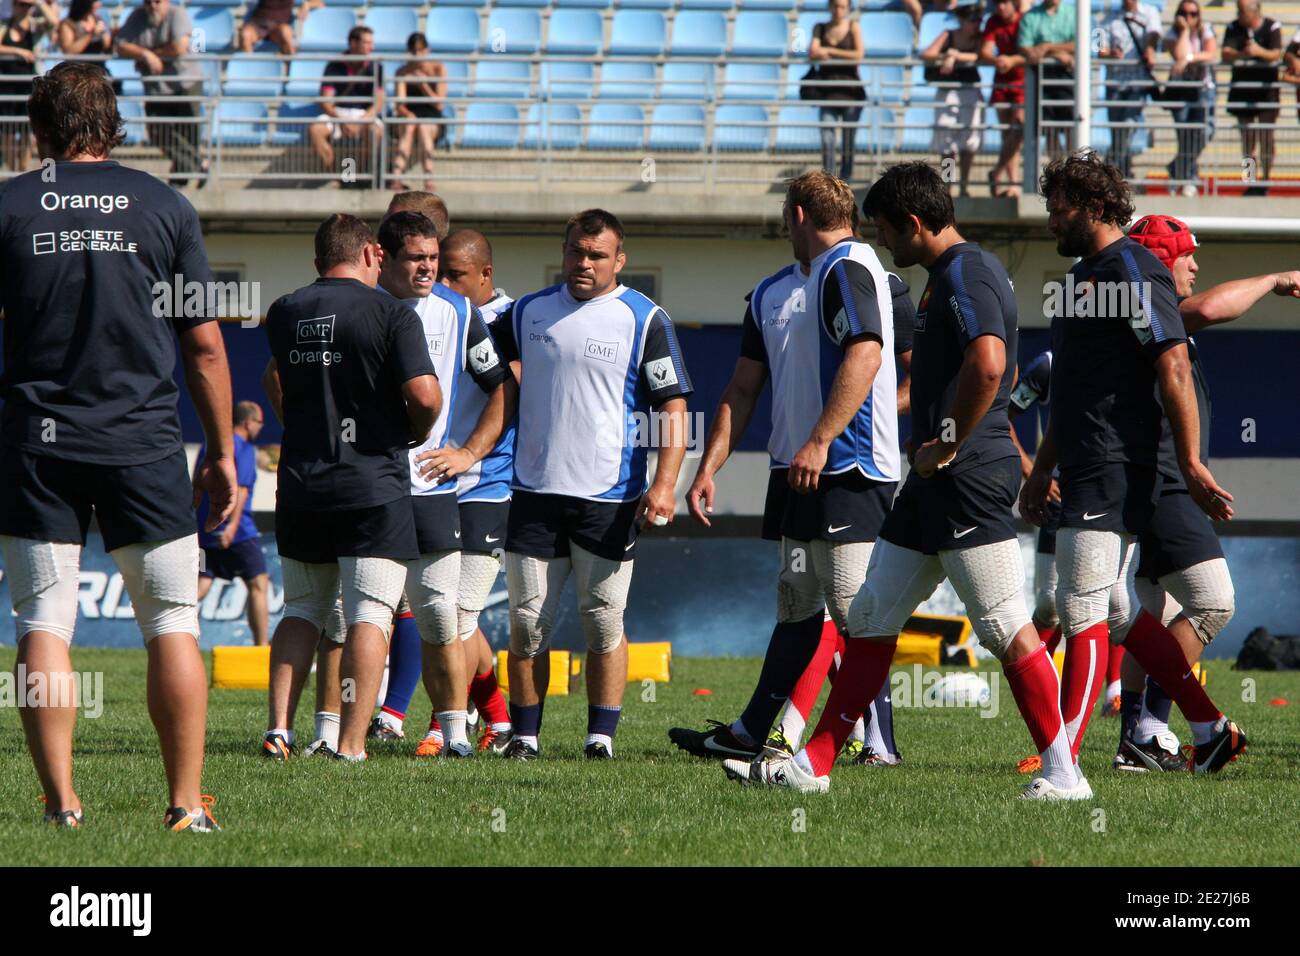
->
[266,277,436,511]
[1049,236,1187,474]
[911,242,1019,474]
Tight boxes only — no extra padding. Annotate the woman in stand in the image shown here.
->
[392,31,447,191]
[809,0,865,181]
[924,1,985,197]
[0,0,59,171]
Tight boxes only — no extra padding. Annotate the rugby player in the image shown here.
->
[261,213,440,763]
[670,173,914,766]
[0,62,235,830]
[491,209,693,760]
[196,400,270,646]
[726,162,1085,798]
[1021,154,1246,776]
[360,212,509,759]
[387,190,449,240]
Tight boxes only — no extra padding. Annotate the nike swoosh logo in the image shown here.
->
[454,531,461,538]
[1082,512,1108,521]
[703,736,753,756]
[827,524,851,534]
[953,526,978,538]
[624,542,635,552]
[485,535,500,543]
[839,713,856,724]
[1182,670,1193,680]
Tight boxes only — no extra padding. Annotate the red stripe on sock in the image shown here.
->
[803,638,896,776]
[1004,643,1065,754]
[1036,623,1062,657]
[1059,622,1109,759]
[397,611,414,620]
[1123,611,1221,723]
[788,620,840,719]
[380,706,405,721]
[1106,642,1124,685]
[470,669,510,726]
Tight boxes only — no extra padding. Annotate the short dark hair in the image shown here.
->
[377,211,439,258]
[386,190,449,239]
[406,32,427,54]
[347,25,373,44]
[861,162,955,234]
[28,62,124,159]
[564,208,624,249]
[1039,151,1135,228]
[314,213,374,271]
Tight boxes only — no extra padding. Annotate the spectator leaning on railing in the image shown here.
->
[115,0,209,187]
[1098,0,1162,182]
[1283,25,1300,130]
[1018,0,1075,159]
[239,0,321,57]
[309,25,384,187]
[923,1,984,197]
[1222,0,1281,196]
[56,0,112,57]
[0,0,57,172]
[981,0,1027,197]
[391,32,446,193]
[1163,0,1216,197]
[808,0,865,182]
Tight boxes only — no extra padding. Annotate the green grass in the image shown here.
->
[1,648,1296,866]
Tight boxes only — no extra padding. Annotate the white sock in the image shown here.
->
[793,748,815,775]
[1039,723,1078,789]
[490,721,512,733]
[376,710,402,732]
[517,734,539,751]
[269,728,294,746]
[1189,715,1223,746]
[729,719,757,748]
[585,732,613,755]
[424,726,444,741]
[850,717,866,745]
[313,712,339,749]
[862,704,888,756]
[1104,680,1121,701]
[437,710,469,748]
[777,705,806,748]
[466,702,480,729]
[1134,699,1171,743]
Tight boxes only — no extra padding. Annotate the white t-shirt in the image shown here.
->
[1102,4,1165,83]
[1163,21,1217,89]
[742,262,808,468]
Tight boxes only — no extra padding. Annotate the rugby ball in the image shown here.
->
[923,672,991,707]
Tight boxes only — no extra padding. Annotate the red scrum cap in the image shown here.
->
[1128,214,1199,269]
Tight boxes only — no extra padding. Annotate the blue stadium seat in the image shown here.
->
[321,0,366,6]
[715,104,770,151]
[444,60,471,97]
[118,96,147,144]
[669,12,726,57]
[191,7,234,51]
[861,0,904,9]
[546,9,603,55]
[106,57,144,98]
[791,12,821,56]
[908,63,932,101]
[619,0,673,8]
[300,8,356,53]
[461,102,520,147]
[678,0,732,8]
[647,104,705,152]
[496,0,548,7]
[863,11,914,57]
[524,102,582,149]
[608,11,666,56]
[861,106,895,151]
[722,62,780,101]
[485,9,542,54]
[475,60,532,98]
[285,58,327,98]
[216,101,268,146]
[660,61,714,100]
[554,0,612,7]
[900,104,934,151]
[739,0,798,10]
[600,61,656,99]
[586,103,644,150]
[775,105,821,151]
[223,55,284,98]
[425,8,481,53]
[731,12,789,57]
[981,103,1001,155]
[916,12,958,52]
[542,60,594,99]
[364,8,420,52]
[272,103,317,144]
[1090,123,1111,154]
[866,63,905,103]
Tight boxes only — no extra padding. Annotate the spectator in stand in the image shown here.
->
[0,0,57,171]
[309,25,384,186]
[1018,0,1076,159]
[1098,0,1162,182]
[56,0,111,57]
[1283,26,1300,129]
[902,0,958,32]
[981,0,1026,196]
[923,1,984,197]
[239,0,320,56]
[809,0,865,181]
[115,0,209,186]
[391,32,446,192]
[1164,0,1217,197]
[1222,0,1281,196]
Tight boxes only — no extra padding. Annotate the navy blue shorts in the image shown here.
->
[761,468,789,542]
[781,468,896,543]
[459,499,509,554]
[276,497,418,563]
[881,456,1020,556]
[506,490,640,562]
[1059,461,1158,535]
[0,445,194,552]
[412,492,461,554]
[1036,499,1062,555]
[1136,490,1223,581]
[201,536,268,581]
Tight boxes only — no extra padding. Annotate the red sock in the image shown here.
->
[1003,643,1066,754]
[1035,622,1062,657]
[470,668,510,726]
[1107,642,1124,686]
[1123,611,1221,723]
[427,714,441,733]
[788,619,840,719]
[802,638,896,776]
[1059,622,1109,759]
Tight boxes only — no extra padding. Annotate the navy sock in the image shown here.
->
[587,704,621,738]
[1143,675,1174,724]
[872,681,898,755]
[380,614,421,717]
[510,702,542,738]
[1119,688,1142,747]
[737,611,826,741]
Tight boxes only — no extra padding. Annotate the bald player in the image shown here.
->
[440,229,514,320]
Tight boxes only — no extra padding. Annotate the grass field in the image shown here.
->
[0,648,1296,867]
